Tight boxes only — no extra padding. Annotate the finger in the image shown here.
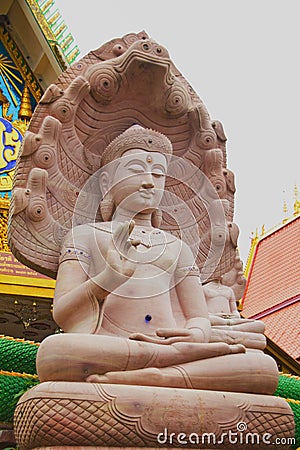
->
[128,220,135,235]
[231,318,255,325]
[112,222,124,238]
[229,344,246,354]
[113,221,129,249]
[156,328,190,338]
[111,223,123,251]
[129,333,165,344]
[119,221,132,249]
[160,336,190,345]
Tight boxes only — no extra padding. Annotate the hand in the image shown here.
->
[209,314,253,327]
[210,328,266,350]
[102,221,140,291]
[129,327,207,345]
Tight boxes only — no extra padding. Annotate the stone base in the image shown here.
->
[0,423,15,450]
[14,382,294,450]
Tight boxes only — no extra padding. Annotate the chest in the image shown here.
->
[89,230,179,276]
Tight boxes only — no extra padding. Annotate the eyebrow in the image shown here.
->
[124,159,147,168]
[152,164,166,173]
[124,160,167,174]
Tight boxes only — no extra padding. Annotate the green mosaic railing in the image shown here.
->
[0,335,299,449]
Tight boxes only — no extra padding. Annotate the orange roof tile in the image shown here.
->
[262,303,300,360]
[242,216,300,318]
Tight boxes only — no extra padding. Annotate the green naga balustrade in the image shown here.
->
[0,334,299,448]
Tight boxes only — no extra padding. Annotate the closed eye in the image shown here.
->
[152,164,166,178]
[127,164,145,173]
[152,171,165,178]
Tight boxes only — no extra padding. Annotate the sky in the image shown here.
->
[53,0,299,264]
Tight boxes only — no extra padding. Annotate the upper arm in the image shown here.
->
[175,241,208,320]
[54,259,89,302]
[228,287,239,314]
[54,225,91,301]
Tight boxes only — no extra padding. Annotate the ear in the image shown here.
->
[99,171,110,196]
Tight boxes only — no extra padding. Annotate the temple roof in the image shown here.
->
[242,214,300,362]
[263,303,299,360]
[0,0,79,92]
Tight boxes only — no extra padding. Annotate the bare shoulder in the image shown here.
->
[63,222,112,244]
[174,238,199,274]
[161,232,196,266]
[59,223,96,266]
[176,237,195,256]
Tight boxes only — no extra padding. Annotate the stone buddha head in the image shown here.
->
[99,125,173,226]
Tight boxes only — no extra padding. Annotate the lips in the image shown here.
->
[139,189,155,199]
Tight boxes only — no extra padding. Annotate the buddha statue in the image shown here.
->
[204,276,266,349]
[204,277,240,317]
[36,125,277,394]
[10,34,294,449]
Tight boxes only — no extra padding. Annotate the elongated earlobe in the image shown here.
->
[151,209,162,227]
[99,171,115,221]
[100,193,115,221]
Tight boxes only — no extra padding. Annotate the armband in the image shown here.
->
[175,265,200,278]
[59,246,91,265]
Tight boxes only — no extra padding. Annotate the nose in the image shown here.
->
[142,173,154,189]
[142,181,154,189]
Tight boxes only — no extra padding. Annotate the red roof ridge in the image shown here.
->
[255,213,299,245]
[248,294,300,320]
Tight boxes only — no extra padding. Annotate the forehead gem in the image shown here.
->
[146,155,153,163]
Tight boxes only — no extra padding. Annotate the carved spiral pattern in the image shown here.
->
[195,130,217,150]
[53,223,68,246]
[49,100,74,123]
[89,65,120,103]
[165,72,176,86]
[27,199,47,222]
[165,84,189,117]
[33,147,56,169]
[209,176,227,198]
[211,224,228,247]
[138,40,153,53]
[123,33,142,45]
[63,188,80,209]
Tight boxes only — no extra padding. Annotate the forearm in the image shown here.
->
[53,272,111,333]
[175,275,211,343]
[229,299,240,316]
